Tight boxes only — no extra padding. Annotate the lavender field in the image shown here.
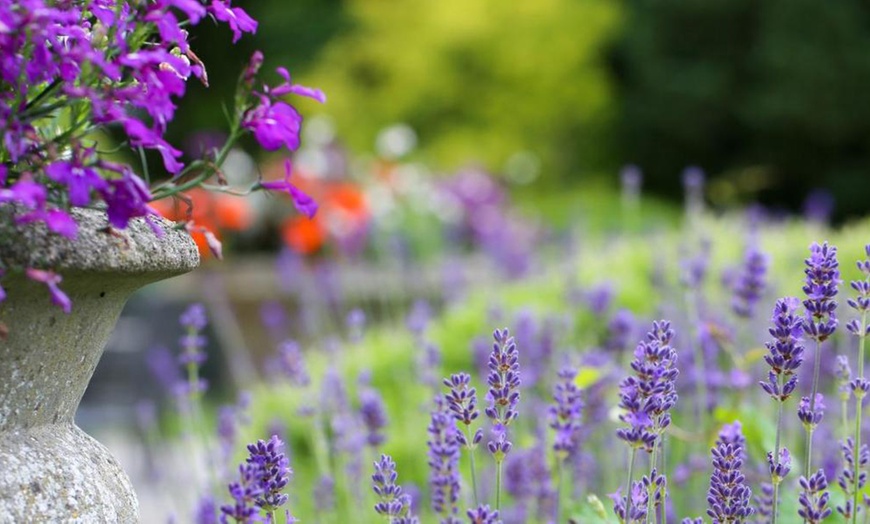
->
[118,172,870,524]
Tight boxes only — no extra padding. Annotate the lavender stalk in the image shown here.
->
[847,244,870,524]
[801,242,840,478]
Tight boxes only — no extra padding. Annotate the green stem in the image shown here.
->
[555,458,564,524]
[685,290,709,435]
[771,395,784,524]
[646,444,659,524]
[465,426,479,506]
[805,338,823,478]
[624,448,638,524]
[852,310,868,524]
[495,459,503,512]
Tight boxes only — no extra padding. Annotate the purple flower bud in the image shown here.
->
[466,504,502,524]
[372,454,416,520]
[798,470,833,523]
[548,368,584,457]
[760,298,805,401]
[707,423,753,522]
[616,321,679,453]
[798,394,826,429]
[767,448,792,481]
[731,245,769,318]
[802,242,840,342]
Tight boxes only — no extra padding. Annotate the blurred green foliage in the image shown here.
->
[168,1,870,219]
[287,0,622,177]
[612,0,870,218]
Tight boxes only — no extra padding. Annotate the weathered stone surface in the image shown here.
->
[0,208,199,521]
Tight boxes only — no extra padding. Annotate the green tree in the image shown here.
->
[301,0,622,179]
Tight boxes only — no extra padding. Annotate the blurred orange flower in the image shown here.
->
[151,188,253,257]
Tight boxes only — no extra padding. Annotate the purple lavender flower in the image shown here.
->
[372,454,415,520]
[836,438,869,518]
[484,328,521,434]
[835,355,853,402]
[585,283,614,317]
[427,396,461,518]
[731,245,769,318]
[798,394,826,430]
[221,435,293,521]
[768,448,792,482]
[846,245,870,337]
[245,435,291,511]
[604,309,635,354]
[466,505,502,524]
[486,432,513,460]
[706,423,753,523]
[273,340,310,387]
[443,373,484,447]
[802,242,840,342]
[641,469,667,517]
[681,519,703,524]
[616,321,680,453]
[346,308,366,343]
[680,239,711,289]
[359,386,388,447]
[407,300,433,338]
[759,298,805,402]
[548,368,584,457]
[180,304,207,357]
[609,482,649,523]
[178,303,209,397]
[314,475,335,512]
[798,470,833,523]
[194,495,217,524]
[682,166,705,214]
[621,164,642,202]
[755,483,774,520]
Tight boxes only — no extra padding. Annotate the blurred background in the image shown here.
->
[164,0,870,222]
[76,1,870,520]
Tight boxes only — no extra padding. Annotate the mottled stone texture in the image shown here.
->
[0,208,199,522]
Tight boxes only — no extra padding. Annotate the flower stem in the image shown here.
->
[645,444,659,524]
[805,338,823,478]
[624,448,638,524]
[771,396,784,524]
[465,425,479,506]
[685,289,709,436]
[555,458,564,524]
[495,458,503,512]
[853,309,868,524]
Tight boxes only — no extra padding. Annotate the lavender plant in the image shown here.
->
[845,244,870,523]
[798,242,840,477]
[615,320,679,523]
[759,297,805,523]
[444,372,483,504]
[484,328,521,511]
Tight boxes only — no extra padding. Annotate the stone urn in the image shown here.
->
[0,208,199,521]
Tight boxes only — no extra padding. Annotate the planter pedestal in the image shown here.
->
[0,209,199,521]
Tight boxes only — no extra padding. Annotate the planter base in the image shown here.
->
[0,425,137,521]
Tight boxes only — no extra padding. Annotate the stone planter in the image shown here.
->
[0,208,199,521]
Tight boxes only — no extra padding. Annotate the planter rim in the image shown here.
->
[0,206,199,275]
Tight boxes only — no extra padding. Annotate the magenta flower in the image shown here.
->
[259,160,318,218]
[25,268,71,313]
[46,158,107,207]
[210,0,258,43]
[244,99,303,151]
